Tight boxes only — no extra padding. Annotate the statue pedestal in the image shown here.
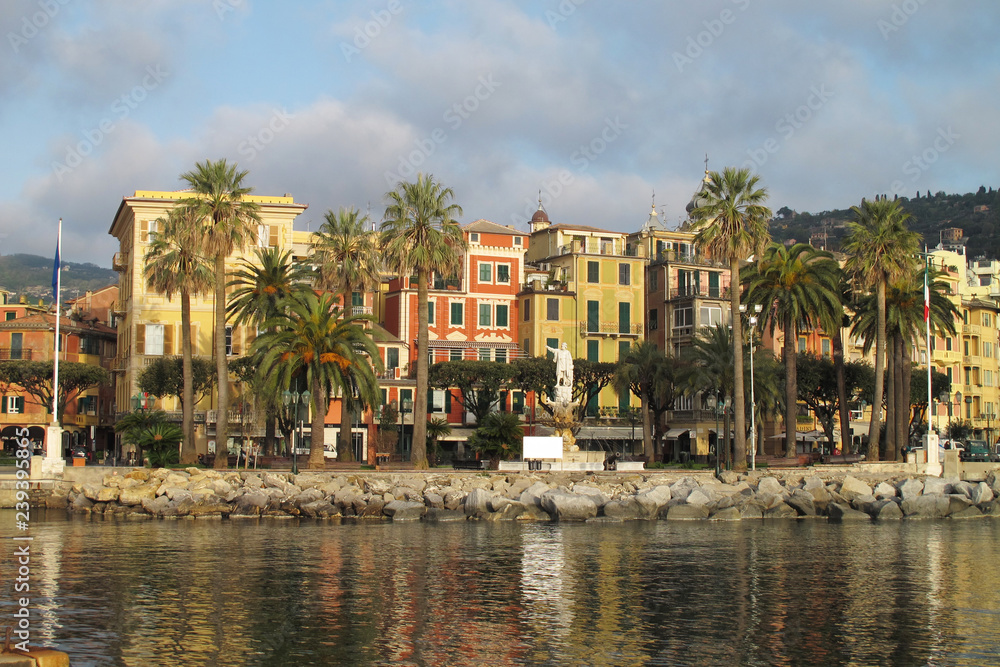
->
[558,450,605,471]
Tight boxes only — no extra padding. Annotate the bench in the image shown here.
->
[452,459,484,470]
[820,454,865,464]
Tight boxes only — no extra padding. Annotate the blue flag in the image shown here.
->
[52,234,60,302]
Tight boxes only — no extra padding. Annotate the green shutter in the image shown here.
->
[587,340,599,362]
[546,338,558,360]
[618,302,630,334]
[587,301,599,332]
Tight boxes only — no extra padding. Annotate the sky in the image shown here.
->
[1,0,998,266]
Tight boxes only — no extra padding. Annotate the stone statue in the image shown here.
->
[546,342,573,404]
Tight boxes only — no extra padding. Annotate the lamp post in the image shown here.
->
[937,390,949,435]
[708,392,722,476]
[398,397,412,460]
[739,303,762,470]
[282,389,311,475]
[127,392,155,466]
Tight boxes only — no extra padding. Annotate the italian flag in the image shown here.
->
[924,266,930,323]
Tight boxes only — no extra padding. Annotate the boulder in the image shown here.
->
[971,482,995,505]
[603,497,651,520]
[756,476,785,497]
[873,482,897,499]
[764,503,799,519]
[987,470,1000,496]
[866,499,903,521]
[946,494,973,515]
[785,490,816,516]
[827,502,870,521]
[540,491,598,521]
[294,488,325,506]
[979,500,1000,517]
[805,485,833,512]
[423,492,444,509]
[118,485,157,506]
[242,473,264,489]
[739,501,766,519]
[234,491,269,516]
[709,507,742,521]
[572,484,610,508]
[464,488,494,516]
[718,470,740,485]
[71,493,94,512]
[950,505,983,519]
[443,490,466,511]
[384,500,425,521]
[300,500,338,518]
[141,495,175,517]
[951,481,975,498]
[423,508,468,522]
[187,497,232,517]
[897,478,924,500]
[685,488,712,507]
[838,476,872,501]
[901,495,950,518]
[922,477,950,496]
[802,476,825,491]
[634,485,672,515]
[519,481,551,508]
[359,499,386,518]
[665,504,710,520]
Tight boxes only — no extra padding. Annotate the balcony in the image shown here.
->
[0,349,32,361]
[669,285,731,300]
[578,321,643,337]
[520,280,571,294]
[651,249,725,268]
[350,305,373,317]
[963,324,981,336]
[112,252,127,271]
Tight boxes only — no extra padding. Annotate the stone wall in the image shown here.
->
[19,467,1000,522]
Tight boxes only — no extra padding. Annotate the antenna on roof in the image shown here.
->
[704,153,709,173]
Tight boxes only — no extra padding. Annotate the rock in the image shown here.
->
[764,503,799,519]
[141,495,176,517]
[980,500,1000,517]
[805,485,832,513]
[922,477,950,496]
[634,485,672,515]
[187,497,231,517]
[665,504,710,520]
[71,494,93,512]
[572,484,610,508]
[603,497,650,520]
[951,506,983,519]
[739,501,766,519]
[242,473,264,489]
[718,470,739,485]
[125,469,151,481]
[464,488,494,516]
[802,476,825,491]
[756,476,785,497]
[685,488,712,507]
[364,478,391,495]
[118,485,157,506]
[294,488,324,506]
[897,478,924,500]
[946,494,973,515]
[234,491,269,516]
[518,481,551,507]
[358,499,386,518]
[424,492,444,509]
[785,490,816,516]
[668,478,699,501]
[951,481,975,498]
[444,490,466,511]
[300,500,338,518]
[987,470,1000,496]
[45,494,68,509]
[540,491,598,521]
[839,476,872,501]
[710,507,742,521]
[971,482,995,505]
[873,482,897,499]
[867,499,903,521]
[488,496,515,512]
[384,500,425,521]
[424,508,467,522]
[901,495,950,518]
[827,503,870,521]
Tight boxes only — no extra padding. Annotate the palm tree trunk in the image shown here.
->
[897,336,911,459]
[783,315,796,458]
[833,326,851,455]
[214,254,229,469]
[338,394,355,462]
[641,391,653,463]
[867,281,886,461]
[411,269,430,468]
[886,338,896,460]
[180,288,197,464]
[308,376,326,470]
[730,259,747,471]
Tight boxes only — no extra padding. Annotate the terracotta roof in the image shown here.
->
[539,223,623,235]
[463,219,523,235]
[0,312,116,335]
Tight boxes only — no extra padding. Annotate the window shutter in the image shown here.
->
[136,324,145,354]
[1,397,6,413]
[190,324,198,355]
[269,225,279,247]
[163,324,174,356]
[446,390,452,414]
[232,326,242,355]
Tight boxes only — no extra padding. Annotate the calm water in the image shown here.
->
[2,511,1000,666]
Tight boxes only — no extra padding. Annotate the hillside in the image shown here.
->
[0,254,118,303]
[771,186,1000,258]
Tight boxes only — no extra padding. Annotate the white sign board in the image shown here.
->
[523,436,563,460]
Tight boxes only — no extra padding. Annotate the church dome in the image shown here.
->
[685,171,713,215]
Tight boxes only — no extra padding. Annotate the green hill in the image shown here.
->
[770,186,1000,258]
[0,254,118,303]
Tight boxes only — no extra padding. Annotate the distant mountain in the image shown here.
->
[770,186,1000,258]
[0,254,118,303]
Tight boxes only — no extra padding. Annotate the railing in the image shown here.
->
[578,321,644,336]
[521,280,569,293]
[350,305,373,316]
[652,249,725,268]
[0,349,31,360]
[963,324,981,335]
[669,285,731,300]
[206,409,264,427]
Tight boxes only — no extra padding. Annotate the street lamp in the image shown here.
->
[965,394,973,424]
[126,392,155,466]
[740,303,763,470]
[282,389,311,475]
[398,397,413,460]
[937,390,949,435]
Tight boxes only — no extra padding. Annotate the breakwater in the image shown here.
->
[23,466,1000,521]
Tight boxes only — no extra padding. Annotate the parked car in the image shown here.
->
[71,446,87,459]
[960,439,999,462]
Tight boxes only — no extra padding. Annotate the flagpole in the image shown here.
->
[52,219,62,420]
[925,248,940,475]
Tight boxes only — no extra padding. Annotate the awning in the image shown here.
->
[425,340,519,349]
[439,428,476,441]
[665,428,693,438]
[578,426,642,440]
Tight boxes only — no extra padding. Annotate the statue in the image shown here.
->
[546,342,574,404]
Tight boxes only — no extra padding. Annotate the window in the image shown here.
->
[587,301,599,332]
[80,335,100,355]
[587,340,599,362]
[514,236,522,246]
[4,312,14,321]
[587,261,600,283]
[2,396,25,414]
[479,303,492,327]
[427,300,435,324]
[798,337,807,354]
[546,338,558,360]
[495,349,507,364]
[649,309,658,331]
[450,302,464,325]
[649,270,658,291]
[523,300,530,321]
[619,263,630,286]
[496,264,510,283]
[984,313,992,327]
[523,338,530,355]
[673,307,692,329]
[822,339,831,358]
[139,218,158,243]
[9,332,22,359]
[479,348,491,361]
[699,306,722,328]
[479,263,492,282]
[546,298,559,321]
[431,390,447,413]
[618,340,630,362]
[987,370,994,387]
[946,337,953,351]
[470,233,479,243]
[146,323,164,356]
[225,325,236,356]
[947,367,953,383]
[965,340,970,356]
[450,348,462,361]
[78,396,97,415]
[496,304,509,328]
[386,347,399,371]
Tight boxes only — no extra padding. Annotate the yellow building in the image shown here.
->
[519,205,645,417]
[108,189,308,453]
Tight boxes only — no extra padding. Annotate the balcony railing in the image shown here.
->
[578,321,644,336]
[520,280,570,293]
[669,285,731,300]
[350,305,373,316]
[0,349,32,361]
[652,249,726,268]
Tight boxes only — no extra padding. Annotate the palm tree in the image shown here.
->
[744,243,841,457]
[253,292,382,470]
[842,198,919,461]
[180,159,262,469]
[613,341,666,463]
[469,412,523,469]
[312,207,382,461]
[227,246,315,455]
[381,173,466,469]
[689,167,772,471]
[426,416,452,467]
[143,205,214,464]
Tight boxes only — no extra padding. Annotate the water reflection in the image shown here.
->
[2,513,1000,666]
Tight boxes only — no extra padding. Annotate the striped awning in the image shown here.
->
[665,428,693,438]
